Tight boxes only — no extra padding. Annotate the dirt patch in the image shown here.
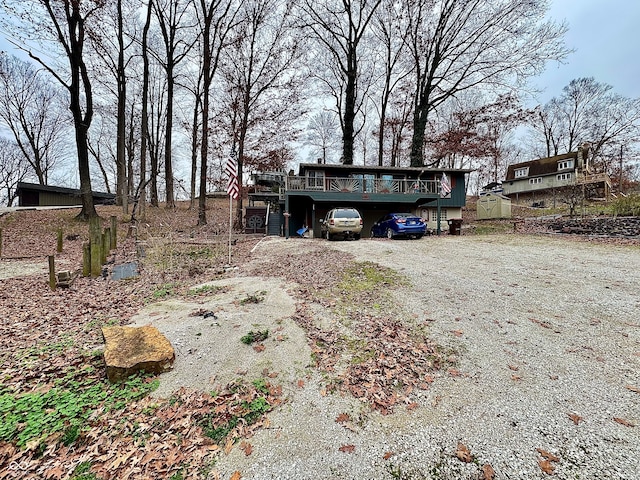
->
[130,276,310,398]
[0,260,48,280]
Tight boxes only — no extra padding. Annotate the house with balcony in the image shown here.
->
[251,163,471,238]
[502,147,612,207]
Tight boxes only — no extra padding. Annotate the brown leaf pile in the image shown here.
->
[1,385,281,479]
[341,314,448,414]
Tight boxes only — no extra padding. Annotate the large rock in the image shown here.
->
[102,325,175,382]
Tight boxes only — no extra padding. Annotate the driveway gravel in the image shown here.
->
[146,234,640,479]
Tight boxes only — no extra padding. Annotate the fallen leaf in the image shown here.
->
[339,445,355,453]
[336,413,350,423]
[508,365,519,371]
[455,443,473,463]
[613,417,635,427]
[451,329,463,337]
[538,459,555,475]
[224,437,235,455]
[625,385,640,394]
[240,441,253,456]
[567,413,583,425]
[253,344,266,353]
[383,452,394,460]
[230,472,242,480]
[482,463,496,480]
[44,465,66,480]
[537,448,560,462]
[511,374,522,381]
[406,402,419,411]
[297,379,305,388]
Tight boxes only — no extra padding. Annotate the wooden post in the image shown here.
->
[0,228,2,258]
[101,230,109,265]
[90,217,102,278]
[48,255,56,291]
[82,242,91,277]
[57,228,63,253]
[110,216,117,249]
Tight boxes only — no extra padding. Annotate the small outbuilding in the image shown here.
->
[16,182,115,207]
[477,192,512,219]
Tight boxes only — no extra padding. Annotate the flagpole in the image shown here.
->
[228,195,233,265]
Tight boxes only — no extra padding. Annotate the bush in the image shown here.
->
[611,194,640,216]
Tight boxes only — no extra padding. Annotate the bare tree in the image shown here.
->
[406,0,568,166]
[88,0,139,210]
[195,0,238,225]
[370,0,412,166]
[301,0,382,165]
[306,111,340,163]
[0,53,67,185]
[152,0,197,209]
[0,138,30,206]
[1,0,104,219]
[137,0,154,220]
[222,0,306,227]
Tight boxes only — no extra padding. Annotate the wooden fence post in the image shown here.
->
[48,255,56,291]
[0,228,3,258]
[82,242,91,277]
[90,217,102,278]
[110,216,117,249]
[57,228,63,253]
[102,229,110,264]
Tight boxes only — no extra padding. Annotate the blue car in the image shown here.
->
[371,213,427,239]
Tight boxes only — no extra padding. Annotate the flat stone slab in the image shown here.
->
[102,325,175,382]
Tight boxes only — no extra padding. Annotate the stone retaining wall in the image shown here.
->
[547,216,640,237]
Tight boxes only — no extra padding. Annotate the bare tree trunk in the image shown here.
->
[115,0,127,209]
[138,0,153,220]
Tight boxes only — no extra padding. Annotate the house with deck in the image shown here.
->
[502,147,611,207]
[250,163,471,238]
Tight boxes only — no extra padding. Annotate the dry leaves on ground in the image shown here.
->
[455,443,474,463]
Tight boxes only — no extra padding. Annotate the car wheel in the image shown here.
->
[415,234,424,239]
[327,232,333,241]
[370,228,376,238]
[386,228,394,239]
[354,233,361,240]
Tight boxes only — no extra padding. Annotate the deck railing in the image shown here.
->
[575,172,612,187]
[285,176,440,195]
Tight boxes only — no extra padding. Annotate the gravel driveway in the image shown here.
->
[203,235,639,479]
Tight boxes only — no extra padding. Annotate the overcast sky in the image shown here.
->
[532,0,640,103]
[0,1,638,103]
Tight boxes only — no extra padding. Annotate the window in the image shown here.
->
[431,209,447,221]
[514,167,529,178]
[307,170,324,189]
[558,160,574,170]
[352,173,375,192]
[556,173,572,181]
[529,178,542,185]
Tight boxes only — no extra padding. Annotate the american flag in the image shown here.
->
[226,150,239,199]
[440,172,451,198]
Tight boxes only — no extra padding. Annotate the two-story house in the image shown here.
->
[502,146,611,207]
[272,163,470,238]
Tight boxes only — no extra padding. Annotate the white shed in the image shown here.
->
[477,193,512,219]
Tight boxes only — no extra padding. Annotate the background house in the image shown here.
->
[250,164,471,238]
[16,182,115,207]
[502,146,611,207]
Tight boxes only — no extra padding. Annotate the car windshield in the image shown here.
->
[335,209,360,218]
